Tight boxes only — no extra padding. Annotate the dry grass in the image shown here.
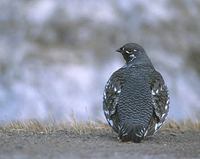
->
[162,119,200,131]
[0,119,111,135]
[0,120,56,134]
[0,119,199,135]
[69,121,111,135]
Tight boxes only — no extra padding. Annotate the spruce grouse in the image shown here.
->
[103,43,169,143]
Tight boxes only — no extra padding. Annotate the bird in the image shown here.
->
[103,43,169,143]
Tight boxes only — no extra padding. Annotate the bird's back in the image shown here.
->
[116,66,155,141]
[103,65,155,141]
[117,66,154,128]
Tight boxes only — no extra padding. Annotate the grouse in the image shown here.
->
[103,43,169,143]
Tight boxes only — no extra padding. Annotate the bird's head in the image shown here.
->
[116,43,147,64]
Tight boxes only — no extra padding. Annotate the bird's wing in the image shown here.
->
[103,68,126,132]
[147,70,169,135]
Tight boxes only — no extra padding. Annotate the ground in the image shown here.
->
[0,121,199,159]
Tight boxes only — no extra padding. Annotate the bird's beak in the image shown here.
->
[116,48,121,53]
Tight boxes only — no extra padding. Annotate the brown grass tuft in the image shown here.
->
[0,119,111,135]
[0,119,199,135]
[162,119,200,131]
[0,120,56,134]
[69,121,111,135]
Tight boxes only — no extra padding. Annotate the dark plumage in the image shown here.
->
[103,43,169,143]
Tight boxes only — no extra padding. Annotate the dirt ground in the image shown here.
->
[0,128,199,159]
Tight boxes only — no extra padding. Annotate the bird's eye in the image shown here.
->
[125,48,133,54]
[125,50,131,54]
[133,49,137,52]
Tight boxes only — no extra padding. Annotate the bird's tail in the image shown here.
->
[118,122,146,143]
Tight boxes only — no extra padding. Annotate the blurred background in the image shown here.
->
[0,0,200,123]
